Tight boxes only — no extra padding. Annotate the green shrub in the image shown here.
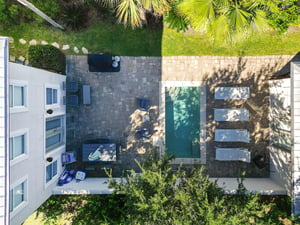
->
[62,4,90,30]
[267,0,300,33]
[0,0,21,26]
[28,45,66,74]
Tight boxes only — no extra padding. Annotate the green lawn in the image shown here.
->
[1,21,300,57]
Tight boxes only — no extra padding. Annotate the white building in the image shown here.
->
[0,37,66,225]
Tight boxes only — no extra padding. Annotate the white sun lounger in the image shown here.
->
[216,148,251,163]
[215,129,250,143]
[215,87,250,99]
[214,108,249,121]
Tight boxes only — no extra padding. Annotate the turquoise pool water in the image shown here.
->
[165,87,200,158]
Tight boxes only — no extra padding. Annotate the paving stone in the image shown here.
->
[9,37,14,43]
[19,38,26,44]
[18,56,25,61]
[51,42,60,49]
[82,47,88,54]
[9,56,15,62]
[62,45,70,50]
[73,47,79,54]
[29,39,37,45]
[41,40,48,45]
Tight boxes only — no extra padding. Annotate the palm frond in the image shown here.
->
[178,0,216,31]
[116,0,143,28]
[227,4,251,32]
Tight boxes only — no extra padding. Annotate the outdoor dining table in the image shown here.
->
[82,143,117,162]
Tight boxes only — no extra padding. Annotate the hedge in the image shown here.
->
[28,45,66,74]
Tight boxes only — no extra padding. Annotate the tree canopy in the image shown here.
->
[107,155,296,224]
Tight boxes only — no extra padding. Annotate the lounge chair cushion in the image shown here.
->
[215,87,250,99]
[216,148,250,163]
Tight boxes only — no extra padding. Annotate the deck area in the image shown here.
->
[65,55,296,178]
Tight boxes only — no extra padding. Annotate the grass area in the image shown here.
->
[0,21,300,58]
[162,27,300,56]
[0,21,162,58]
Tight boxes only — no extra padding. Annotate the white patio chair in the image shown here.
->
[215,87,250,99]
[215,129,250,143]
[214,108,249,121]
[216,148,251,163]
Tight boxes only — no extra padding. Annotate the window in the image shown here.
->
[46,160,58,183]
[10,134,25,160]
[272,119,291,151]
[46,88,58,105]
[10,181,26,212]
[45,116,64,152]
[9,84,26,108]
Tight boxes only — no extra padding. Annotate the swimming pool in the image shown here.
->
[165,86,201,158]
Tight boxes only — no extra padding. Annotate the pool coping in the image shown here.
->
[159,81,206,164]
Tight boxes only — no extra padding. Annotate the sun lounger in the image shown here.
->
[214,108,249,121]
[216,148,250,163]
[82,85,91,105]
[215,87,250,99]
[215,129,250,143]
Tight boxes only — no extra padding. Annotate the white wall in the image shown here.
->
[291,62,300,215]
[269,78,291,194]
[9,63,66,225]
[0,37,10,225]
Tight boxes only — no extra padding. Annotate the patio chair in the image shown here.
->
[136,97,150,111]
[67,81,79,93]
[135,128,151,140]
[214,108,249,121]
[215,87,250,100]
[216,148,250,163]
[61,152,76,165]
[64,95,79,106]
[215,129,250,143]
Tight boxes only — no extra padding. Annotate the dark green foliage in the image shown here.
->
[36,155,300,224]
[267,0,300,33]
[0,0,20,26]
[37,195,125,224]
[61,4,90,30]
[108,155,298,224]
[28,45,66,74]
[164,0,188,32]
[30,0,61,23]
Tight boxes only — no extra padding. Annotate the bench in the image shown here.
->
[82,85,91,105]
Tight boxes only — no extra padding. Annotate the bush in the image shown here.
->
[61,4,90,30]
[28,45,66,74]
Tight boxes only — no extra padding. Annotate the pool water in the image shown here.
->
[165,86,200,158]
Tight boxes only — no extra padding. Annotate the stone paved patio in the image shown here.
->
[66,56,161,176]
[66,54,300,177]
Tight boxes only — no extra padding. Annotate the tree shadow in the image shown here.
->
[204,56,291,177]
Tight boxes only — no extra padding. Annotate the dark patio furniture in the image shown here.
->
[88,54,120,72]
[135,128,151,140]
[64,95,79,106]
[67,81,79,93]
[136,97,150,111]
[84,137,110,144]
[82,143,117,162]
[82,85,91,104]
[61,152,76,165]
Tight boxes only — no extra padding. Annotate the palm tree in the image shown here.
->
[177,0,272,41]
[90,0,172,28]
